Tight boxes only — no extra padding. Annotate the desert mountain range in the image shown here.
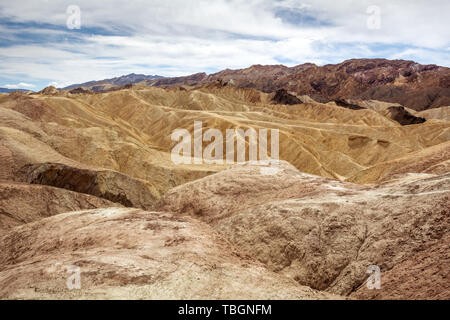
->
[0,58,448,299]
[0,88,31,94]
[64,59,450,111]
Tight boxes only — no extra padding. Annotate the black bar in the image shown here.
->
[0,300,447,319]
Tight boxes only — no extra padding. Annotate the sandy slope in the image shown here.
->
[2,86,448,189]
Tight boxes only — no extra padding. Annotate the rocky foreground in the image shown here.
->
[0,84,448,299]
[0,207,340,299]
[157,161,449,298]
[0,162,448,299]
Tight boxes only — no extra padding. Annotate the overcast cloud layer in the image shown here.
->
[1,0,449,89]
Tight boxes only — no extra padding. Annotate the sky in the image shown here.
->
[0,0,449,90]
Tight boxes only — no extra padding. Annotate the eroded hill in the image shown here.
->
[0,84,448,299]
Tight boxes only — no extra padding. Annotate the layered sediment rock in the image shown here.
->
[20,163,157,210]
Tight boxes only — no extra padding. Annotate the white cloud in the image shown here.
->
[4,82,35,89]
[2,0,448,47]
[47,81,72,88]
[0,0,449,89]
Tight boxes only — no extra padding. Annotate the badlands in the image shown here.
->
[0,62,449,299]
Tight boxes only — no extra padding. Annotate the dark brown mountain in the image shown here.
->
[155,59,450,111]
[206,63,315,92]
[193,59,449,111]
[63,59,450,111]
[277,59,450,111]
[146,72,208,87]
[63,73,164,92]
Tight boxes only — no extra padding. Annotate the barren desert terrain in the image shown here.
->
[0,60,449,299]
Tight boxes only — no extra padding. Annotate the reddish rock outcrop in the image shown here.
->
[352,235,450,300]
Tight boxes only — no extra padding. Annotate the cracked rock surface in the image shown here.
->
[0,208,340,300]
[158,162,450,296]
